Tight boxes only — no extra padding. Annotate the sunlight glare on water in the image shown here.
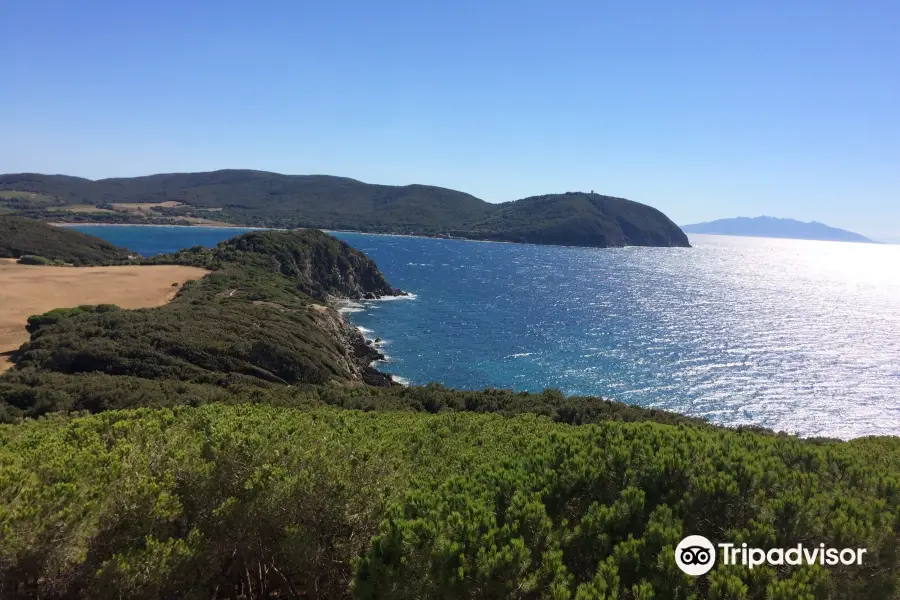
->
[334,233,900,440]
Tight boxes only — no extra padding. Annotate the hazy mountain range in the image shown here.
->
[681,216,878,243]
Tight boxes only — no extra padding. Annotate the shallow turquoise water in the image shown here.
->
[71,225,900,439]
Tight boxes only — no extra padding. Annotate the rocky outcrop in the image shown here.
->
[216,229,407,299]
[305,303,395,387]
[209,229,403,386]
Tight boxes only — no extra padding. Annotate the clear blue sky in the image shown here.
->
[3,0,898,240]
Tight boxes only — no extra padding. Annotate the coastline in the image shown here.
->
[50,223,691,249]
[334,294,418,387]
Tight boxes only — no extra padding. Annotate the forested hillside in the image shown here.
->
[464,192,690,247]
[0,216,131,264]
[0,170,690,248]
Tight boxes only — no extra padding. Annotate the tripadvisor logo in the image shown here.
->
[675,535,868,576]
[676,535,716,576]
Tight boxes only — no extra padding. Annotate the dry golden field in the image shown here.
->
[0,259,208,372]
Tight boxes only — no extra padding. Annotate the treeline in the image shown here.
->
[0,369,712,429]
[1,404,897,599]
[9,208,198,226]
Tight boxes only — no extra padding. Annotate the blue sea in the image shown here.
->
[70,225,900,439]
[67,224,264,255]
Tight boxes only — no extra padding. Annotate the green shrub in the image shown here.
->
[16,254,66,266]
[0,406,897,599]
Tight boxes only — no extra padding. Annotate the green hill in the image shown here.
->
[463,192,690,247]
[0,216,131,265]
[0,170,690,247]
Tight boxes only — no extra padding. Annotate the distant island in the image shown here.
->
[681,216,878,243]
[0,170,690,248]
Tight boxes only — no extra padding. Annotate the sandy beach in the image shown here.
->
[0,260,209,372]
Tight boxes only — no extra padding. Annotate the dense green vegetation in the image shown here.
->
[1,405,897,599]
[0,369,712,428]
[4,229,401,390]
[0,170,690,247]
[15,255,68,266]
[1,218,896,599]
[142,229,401,300]
[12,301,363,386]
[0,216,131,265]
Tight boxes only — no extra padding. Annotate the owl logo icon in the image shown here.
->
[675,535,716,576]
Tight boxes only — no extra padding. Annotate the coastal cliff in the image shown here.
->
[150,228,406,299]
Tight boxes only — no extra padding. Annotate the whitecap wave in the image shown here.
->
[391,375,410,386]
[336,300,365,314]
[379,293,417,301]
[506,352,533,358]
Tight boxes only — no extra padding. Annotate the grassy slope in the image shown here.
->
[0,170,690,247]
